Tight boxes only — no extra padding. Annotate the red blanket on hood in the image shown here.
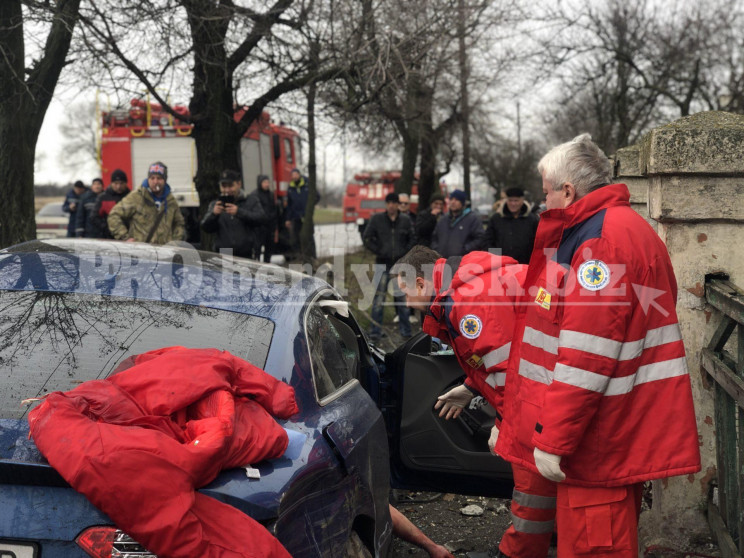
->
[28,346,298,558]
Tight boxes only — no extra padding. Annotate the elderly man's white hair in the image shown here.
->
[537,134,613,199]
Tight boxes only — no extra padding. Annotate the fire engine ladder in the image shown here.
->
[702,277,744,557]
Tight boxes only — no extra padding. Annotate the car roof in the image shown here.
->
[0,239,330,319]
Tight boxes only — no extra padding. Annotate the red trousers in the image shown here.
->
[499,464,557,558]
[556,483,643,557]
[499,465,643,558]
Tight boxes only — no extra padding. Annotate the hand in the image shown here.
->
[273,230,279,243]
[533,447,566,482]
[285,220,292,229]
[431,206,441,216]
[213,202,224,215]
[224,203,238,216]
[125,238,135,243]
[69,202,77,211]
[427,544,455,558]
[488,424,499,455]
[434,384,473,420]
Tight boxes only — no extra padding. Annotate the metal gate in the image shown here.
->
[702,278,744,557]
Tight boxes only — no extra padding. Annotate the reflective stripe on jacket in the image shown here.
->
[495,183,701,487]
[422,251,527,417]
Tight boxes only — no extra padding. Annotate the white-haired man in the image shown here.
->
[494,134,700,557]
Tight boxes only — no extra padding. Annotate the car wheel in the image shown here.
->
[345,531,372,558]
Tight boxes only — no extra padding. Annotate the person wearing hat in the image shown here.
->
[284,167,317,258]
[62,180,88,237]
[414,192,446,248]
[108,161,185,245]
[201,169,269,259]
[93,169,130,239]
[483,186,540,264]
[75,178,105,238]
[431,189,484,258]
[362,192,415,341]
[253,175,280,262]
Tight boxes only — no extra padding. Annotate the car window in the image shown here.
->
[0,290,273,420]
[284,138,293,164]
[305,305,359,401]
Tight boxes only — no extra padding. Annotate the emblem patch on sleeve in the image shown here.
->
[459,314,482,339]
[534,287,552,309]
[578,260,611,291]
[466,354,483,368]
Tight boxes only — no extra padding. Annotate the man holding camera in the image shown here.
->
[201,169,268,259]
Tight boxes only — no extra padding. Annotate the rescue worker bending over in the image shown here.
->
[395,245,554,558]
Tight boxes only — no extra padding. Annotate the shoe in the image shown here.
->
[410,314,419,324]
[393,315,400,323]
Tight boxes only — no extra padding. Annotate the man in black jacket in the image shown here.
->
[483,187,539,264]
[92,170,129,239]
[431,189,484,257]
[201,170,267,259]
[75,178,105,237]
[414,193,445,247]
[253,175,280,262]
[363,192,415,341]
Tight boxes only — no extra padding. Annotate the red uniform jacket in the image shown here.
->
[422,252,527,417]
[495,184,701,487]
[28,346,298,558]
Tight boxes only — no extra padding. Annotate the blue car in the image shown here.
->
[0,239,512,558]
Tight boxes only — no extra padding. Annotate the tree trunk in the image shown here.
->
[397,72,426,195]
[418,86,437,213]
[0,0,80,248]
[185,4,240,249]
[301,77,318,262]
[458,0,471,201]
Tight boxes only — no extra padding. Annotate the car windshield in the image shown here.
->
[37,203,66,217]
[0,290,274,420]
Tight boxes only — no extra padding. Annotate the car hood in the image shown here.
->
[0,418,310,522]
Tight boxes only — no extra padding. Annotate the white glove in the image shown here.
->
[488,424,500,455]
[434,384,474,420]
[533,447,566,482]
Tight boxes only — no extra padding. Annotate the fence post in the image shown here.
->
[614,111,744,546]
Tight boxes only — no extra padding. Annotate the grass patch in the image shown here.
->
[313,206,343,225]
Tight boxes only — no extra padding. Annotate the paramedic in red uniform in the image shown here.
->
[396,245,555,558]
[494,134,701,557]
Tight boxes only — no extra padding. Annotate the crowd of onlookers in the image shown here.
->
[361,186,541,341]
[61,163,313,261]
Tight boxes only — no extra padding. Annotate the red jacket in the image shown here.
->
[422,252,527,416]
[28,347,297,558]
[495,184,701,487]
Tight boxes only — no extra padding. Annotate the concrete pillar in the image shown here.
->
[619,112,744,547]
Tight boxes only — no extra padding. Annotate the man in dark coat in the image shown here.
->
[284,168,316,258]
[253,175,280,262]
[62,180,87,237]
[483,187,540,264]
[75,178,105,237]
[92,169,130,239]
[201,169,267,259]
[362,192,415,341]
[415,193,445,247]
[431,189,484,258]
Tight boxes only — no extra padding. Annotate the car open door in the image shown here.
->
[381,332,514,498]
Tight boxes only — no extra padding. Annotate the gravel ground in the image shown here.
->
[388,490,723,558]
[390,491,514,557]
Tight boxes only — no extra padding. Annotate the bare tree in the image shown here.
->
[75,0,352,240]
[58,100,98,176]
[0,0,82,247]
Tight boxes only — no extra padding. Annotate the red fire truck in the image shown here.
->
[99,98,300,208]
[342,171,446,233]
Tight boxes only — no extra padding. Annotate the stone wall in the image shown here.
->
[615,111,744,546]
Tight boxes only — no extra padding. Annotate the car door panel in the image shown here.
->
[383,334,513,498]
